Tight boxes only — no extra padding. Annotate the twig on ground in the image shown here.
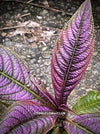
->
[0,22,61,31]
[19,13,31,18]
[13,0,72,16]
[27,0,34,3]
[0,25,23,31]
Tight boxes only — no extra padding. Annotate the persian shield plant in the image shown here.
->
[0,0,100,133]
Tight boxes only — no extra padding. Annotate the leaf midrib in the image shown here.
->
[67,117,95,134]
[0,71,55,110]
[59,1,90,105]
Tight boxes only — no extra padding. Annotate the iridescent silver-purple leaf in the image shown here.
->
[0,46,33,101]
[0,100,56,134]
[65,114,100,134]
[0,46,56,109]
[51,0,95,105]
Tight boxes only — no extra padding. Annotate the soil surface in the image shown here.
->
[0,0,100,112]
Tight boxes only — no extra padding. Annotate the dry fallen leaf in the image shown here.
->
[7,20,57,44]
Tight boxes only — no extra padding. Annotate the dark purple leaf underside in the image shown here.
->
[31,78,57,108]
[0,46,56,109]
[51,0,95,105]
[65,114,100,134]
[0,100,56,134]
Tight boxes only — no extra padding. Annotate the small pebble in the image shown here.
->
[37,16,42,20]
[1,32,7,37]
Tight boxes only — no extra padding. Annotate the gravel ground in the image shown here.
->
[0,0,100,110]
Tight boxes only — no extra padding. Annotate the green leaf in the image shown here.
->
[50,127,67,134]
[72,91,100,114]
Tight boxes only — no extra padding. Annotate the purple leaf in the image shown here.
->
[31,78,57,109]
[0,46,35,101]
[0,46,56,109]
[65,114,100,134]
[0,100,56,134]
[51,0,95,105]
